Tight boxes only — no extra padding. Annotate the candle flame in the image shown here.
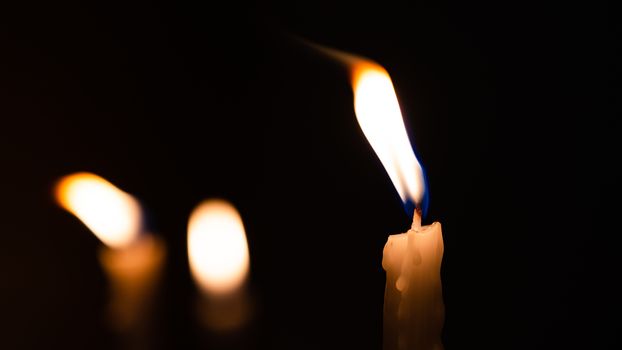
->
[351,61,426,208]
[305,42,427,210]
[188,199,250,295]
[55,172,142,249]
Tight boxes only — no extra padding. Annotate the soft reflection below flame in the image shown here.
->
[188,199,250,295]
[55,172,142,249]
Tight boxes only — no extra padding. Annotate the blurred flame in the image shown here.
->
[351,61,426,206]
[55,172,142,249]
[188,200,250,295]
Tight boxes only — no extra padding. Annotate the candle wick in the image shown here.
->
[411,208,422,230]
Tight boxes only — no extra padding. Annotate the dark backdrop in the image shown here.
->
[1,1,616,349]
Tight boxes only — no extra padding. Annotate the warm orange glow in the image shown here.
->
[55,172,142,249]
[188,200,250,295]
[351,61,425,205]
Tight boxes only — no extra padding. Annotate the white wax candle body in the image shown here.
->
[382,217,444,350]
[197,287,252,332]
[99,235,165,333]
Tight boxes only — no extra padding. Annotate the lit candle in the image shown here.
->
[55,173,166,347]
[187,199,251,332]
[349,55,445,350]
[308,43,444,349]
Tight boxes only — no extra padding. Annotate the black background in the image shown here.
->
[1,1,617,349]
